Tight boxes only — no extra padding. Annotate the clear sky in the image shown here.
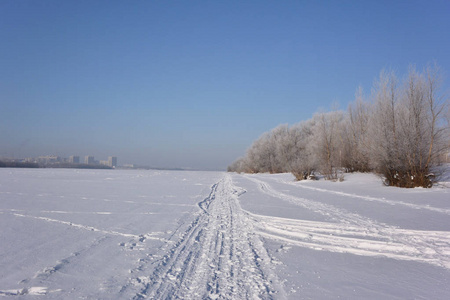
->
[1,0,449,170]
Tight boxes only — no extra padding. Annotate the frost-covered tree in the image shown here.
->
[367,70,402,184]
[312,110,346,180]
[269,124,290,173]
[245,133,272,173]
[241,126,289,174]
[368,65,448,187]
[227,157,249,173]
[423,64,449,167]
[400,65,448,186]
[289,119,318,180]
[345,87,371,172]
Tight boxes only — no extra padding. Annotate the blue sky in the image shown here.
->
[1,0,449,170]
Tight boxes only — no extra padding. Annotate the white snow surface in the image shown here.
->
[0,168,449,299]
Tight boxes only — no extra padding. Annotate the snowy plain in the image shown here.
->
[0,168,449,299]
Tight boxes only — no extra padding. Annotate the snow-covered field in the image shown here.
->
[1,168,449,299]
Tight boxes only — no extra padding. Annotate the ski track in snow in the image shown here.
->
[0,286,61,297]
[125,174,286,300]
[276,177,450,216]
[0,209,173,215]
[243,175,450,270]
[0,236,110,297]
[12,213,149,239]
[11,213,167,245]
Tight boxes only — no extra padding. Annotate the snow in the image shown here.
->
[1,168,449,299]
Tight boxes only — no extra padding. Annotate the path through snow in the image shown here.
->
[126,174,286,299]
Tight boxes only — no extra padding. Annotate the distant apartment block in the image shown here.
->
[37,155,60,164]
[85,155,95,164]
[100,156,117,168]
[69,155,80,164]
[108,156,117,168]
[7,154,118,168]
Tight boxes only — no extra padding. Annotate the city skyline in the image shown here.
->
[2,154,118,168]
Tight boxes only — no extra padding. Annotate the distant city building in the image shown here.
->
[85,155,94,164]
[100,157,117,168]
[108,156,117,168]
[2,154,120,169]
[37,155,60,164]
[69,156,80,164]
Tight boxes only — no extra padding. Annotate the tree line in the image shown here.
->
[228,64,450,188]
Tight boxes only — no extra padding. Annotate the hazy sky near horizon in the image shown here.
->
[1,0,450,170]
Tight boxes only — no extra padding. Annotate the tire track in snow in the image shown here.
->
[128,174,286,299]
[0,286,60,296]
[1,209,168,215]
[2,236,112,297]
[244,176,450,269]
[12,213,165,241]
[277,178,450,216]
